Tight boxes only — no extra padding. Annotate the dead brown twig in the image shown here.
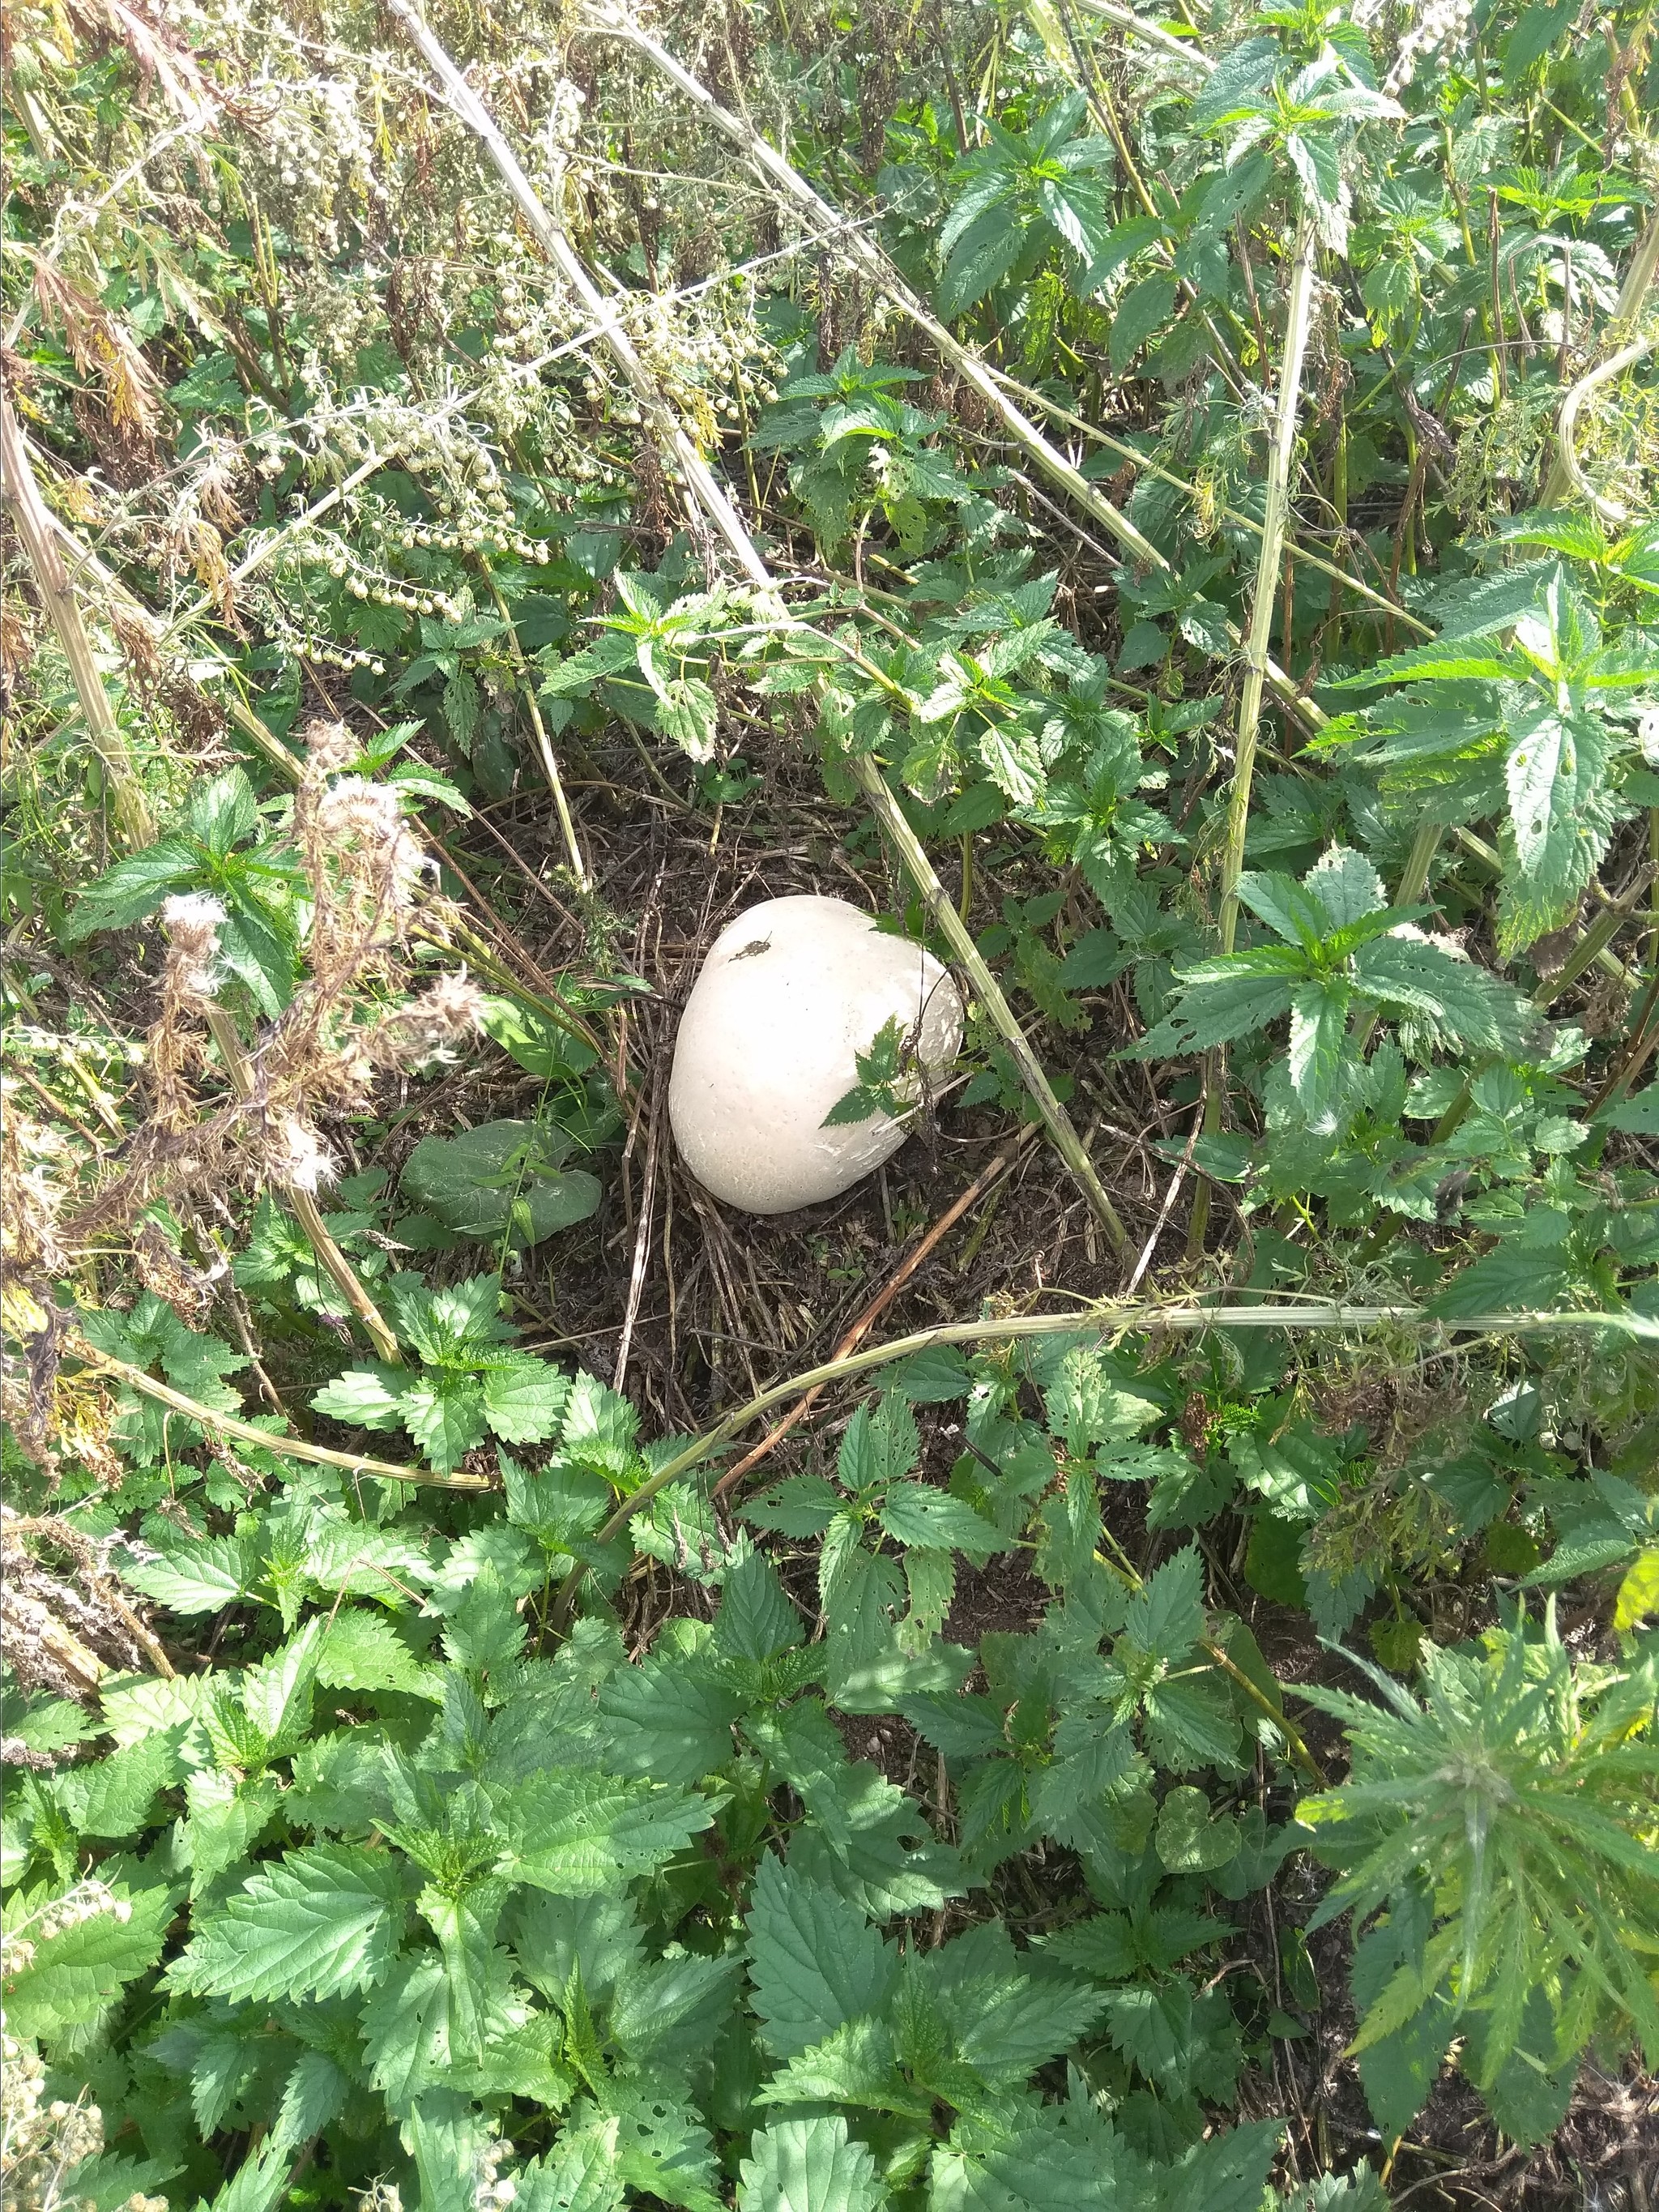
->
[710,1127,1037,1501]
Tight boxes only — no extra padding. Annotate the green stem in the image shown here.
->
[848,755,1131,1257]
[480,559,590,888]
[983,371,1429,637]
[1197,227,1320,1191]
[1533,872,1654,1010]
[547,1295,1651,1630]
[1452,827,1636,989]
[387,0,772,582]
[1219,224,1320,953]
[69,1337,483,1488]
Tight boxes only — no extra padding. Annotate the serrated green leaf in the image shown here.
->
[1155,1785,1241,1873]
[311,1364,411,1432]
[62,1730,186,1837]
[597,1659,746,1784]
[742,1475,842,1538]
[1288,980,1351,1129]
[877,1484,1001,1561]
[1122,1546,1204,1662]
[1,1883,176,2039]
[739,2116,891,2212]
[64,840,199,938]
[402,1376,490,1470]
[514,2137,625,2212]
[714,1551,803,1663]
[171,1843,406,2002]
[744,1852,898,2060]
[316,1611,441,1700]
[181,1770,280,1895]
[501,1770,713,1893]
[481,1357,572,1445]
[1614,1548,1659,1631]
[586,2083,723,2212]
[1111,274,1178,373]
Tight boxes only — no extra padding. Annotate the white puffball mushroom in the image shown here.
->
[668,895,962,1214]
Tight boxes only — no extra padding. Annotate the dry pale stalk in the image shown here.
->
[0,1502,173,1699]
[548,1296,1652,1629]
[1190,224,1320,1243]
[1063,0,1213,71]
[1219,224,1320,952]
[479,563,590,886]
[589,15,1326,741]
[390,0,1130,1253]
[67,1334,488,1488]
[1549,335,1656,528]
[845,757,1131,1256]
[0,390,155,845]
[199,1003,403,1366]
[1540,209,1659,509]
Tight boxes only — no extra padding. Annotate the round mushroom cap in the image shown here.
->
[667,894,963,1214]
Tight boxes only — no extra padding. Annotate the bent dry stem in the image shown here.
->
[598,15,1329,743]
[66,1337,488,1489]
[546,1297,1650,1631]
[1,391,155,847]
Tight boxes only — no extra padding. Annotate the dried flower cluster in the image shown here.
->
[0,1097,73,1285]
[0,1508,168,1700]
[0,2053,104,2212]
[470,2136,518,2212]
[61,720,484,1260]
[0,2010,169,2212]
[1350,0,1478,91]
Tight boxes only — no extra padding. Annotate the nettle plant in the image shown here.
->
[0,1348,1286,2211]
[5,1338,1654,2212]
[312,1276,575,1475]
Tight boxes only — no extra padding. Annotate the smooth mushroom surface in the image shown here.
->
[668,894,963,1213]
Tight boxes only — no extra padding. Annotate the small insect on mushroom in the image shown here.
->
[667,895,963,1214]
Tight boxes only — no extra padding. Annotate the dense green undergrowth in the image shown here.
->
[4,0,1659,2208]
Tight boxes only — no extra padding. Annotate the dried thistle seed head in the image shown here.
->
[160,892,227,997]
[0,1090,73,1279]
[367,968,489,1070]
[303,716,359,775]
[267,1116,335,1194]
[314,776,430,920]
[160,890,226,947]
[192,433,245,529]
[316,775,400,844]
[407,968,488,1044]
